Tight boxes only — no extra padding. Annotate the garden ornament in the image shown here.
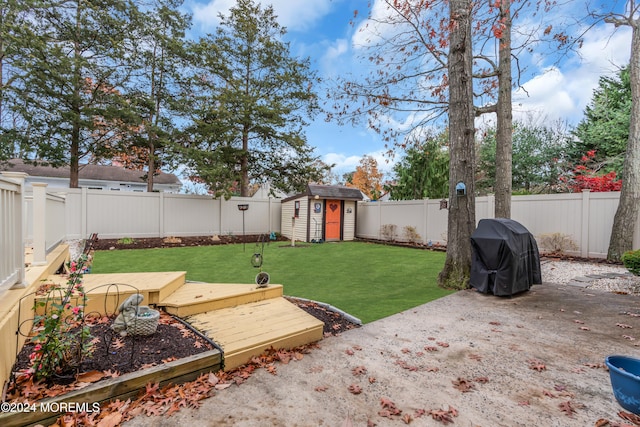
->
[111,293,144,336]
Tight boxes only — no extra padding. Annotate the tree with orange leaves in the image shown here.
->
[347,155,384,200]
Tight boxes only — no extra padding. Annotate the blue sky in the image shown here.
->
[183,0,633,180]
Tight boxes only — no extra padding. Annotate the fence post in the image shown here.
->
[2,172,28,288]
[81,186,88,239]
[159,192,165,237]
[486,194,495,218]
[32,182,48,266]
[581,189,590,258]
[377,201,382,240]
[423,198,429,245]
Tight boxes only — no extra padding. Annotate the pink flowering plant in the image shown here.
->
[28,255,94,381]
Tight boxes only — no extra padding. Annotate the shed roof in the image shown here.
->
[282,184,364,202]
[3,159,181,185]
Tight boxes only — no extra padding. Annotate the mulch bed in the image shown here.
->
[8,302,358,394]
[91,234,286,251]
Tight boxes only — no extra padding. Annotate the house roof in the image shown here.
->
[282,184,364,202]
[3,159,181,185]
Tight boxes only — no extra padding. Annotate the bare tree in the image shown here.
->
[605,1,640,261]
[438,0,476,289]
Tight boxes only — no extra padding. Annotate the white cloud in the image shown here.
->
[323,150,396,178]
[513,24,632,125]
[320,38,349,76]
[189,0,334,33]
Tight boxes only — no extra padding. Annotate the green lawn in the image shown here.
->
[91,241,451,323]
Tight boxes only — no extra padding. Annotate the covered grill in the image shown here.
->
[470,218,542,296]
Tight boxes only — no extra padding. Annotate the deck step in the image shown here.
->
[38,271,186,315]
[186,297,324,371]
[158,282,283,317]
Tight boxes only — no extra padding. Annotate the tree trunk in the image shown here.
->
[608,17,640,261]
[241,125,250,197]
[438,0,476,289]
[494,0,513,218]
[70,0,81,189]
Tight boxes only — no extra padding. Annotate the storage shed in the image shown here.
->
[281,184,364,243]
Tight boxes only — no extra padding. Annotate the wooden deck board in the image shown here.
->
[159,283,283,316]
[187,297,324,370]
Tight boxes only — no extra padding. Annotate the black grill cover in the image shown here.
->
[470,218,542,296]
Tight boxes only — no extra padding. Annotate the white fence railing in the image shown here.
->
[357,191,640,259]
[0,173,26,290]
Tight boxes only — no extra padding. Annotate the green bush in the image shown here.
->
[622,249,640,276]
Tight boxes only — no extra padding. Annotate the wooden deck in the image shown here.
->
[34,259,324,372]
[159,282,284,317]
[186,297,324,371]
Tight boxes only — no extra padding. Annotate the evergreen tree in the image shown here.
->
[389,133,449,200]
[182,0,321,198]
[9,0,140,187]
[571,66,631,175]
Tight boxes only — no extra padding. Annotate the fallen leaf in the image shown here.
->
[452,377,475,392]
[345,349,355,356]
[574,319,585,324]
[427,406,457,424]
[622,335,636,340]
[580,326,591,331]
[559,400,577,417]
[111,338,125,349]
[315,385,329,392]
[489,321,501,326]
[618,411,640,425]
[401,413,413,424]
[436,341,449,348]
[469,353,482,361]
[348,384,362,394]
[528,359,546,371]
[207,373,219,385]
[368,377,377,384]
[214,383,232,390]
[401,348,411,354]
[543,389,557,398]
[352,366,367,376]
[474,376,489,384]
[424,346,438,352]
[76,370,104,383]
[97,411,122,427]
[617,323,633,329]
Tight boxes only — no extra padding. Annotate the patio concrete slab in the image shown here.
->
[123,283,640,427]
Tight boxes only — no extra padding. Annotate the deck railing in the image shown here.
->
[0,173,26,291]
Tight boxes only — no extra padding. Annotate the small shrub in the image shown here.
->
[537,233,578,255]
[622,249,640,276]
[403,225,422,245]
[380,224,397,241]
[117,237,136,245]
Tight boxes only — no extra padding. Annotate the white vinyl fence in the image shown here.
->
[357,191,640,259]
[63,188,282,239]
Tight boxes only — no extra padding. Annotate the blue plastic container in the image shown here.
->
[606,355,640,414]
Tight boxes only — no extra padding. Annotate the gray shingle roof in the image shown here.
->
[3,159,181,185]
[282,184,364,202]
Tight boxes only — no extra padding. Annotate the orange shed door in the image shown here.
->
[325,200,341,241]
